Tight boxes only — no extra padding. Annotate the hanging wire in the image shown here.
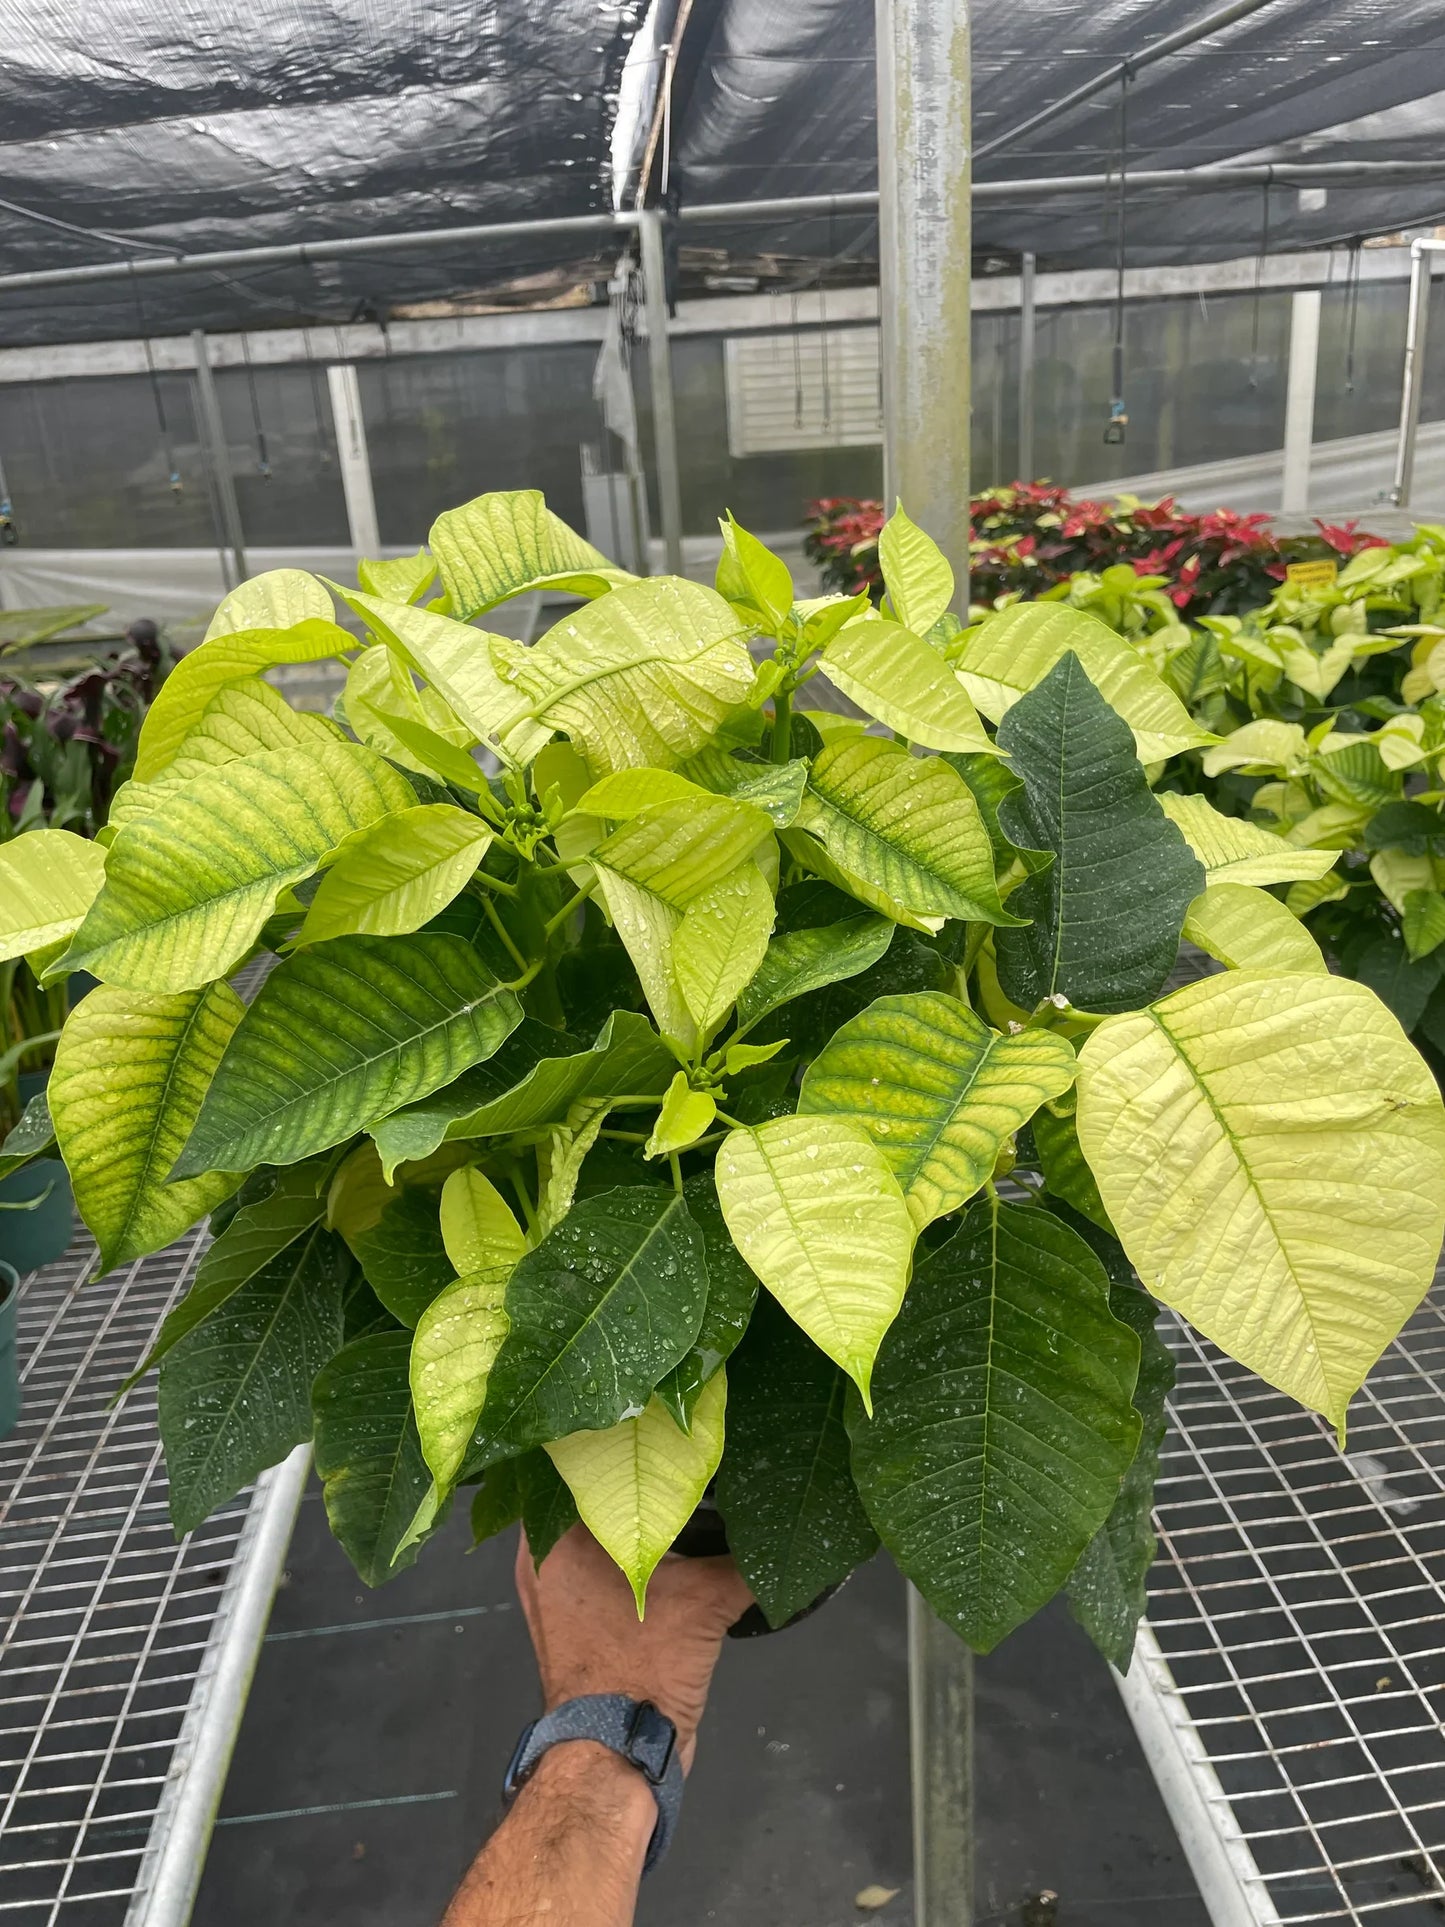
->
[1104,64,1131,444]
[239,331,272,480]
[300,291,334,469]
[1343,236,1363,395]
[127,262,181,496]
[1247,179,1272,389]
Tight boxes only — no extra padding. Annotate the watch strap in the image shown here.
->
[502,1693,683,1872]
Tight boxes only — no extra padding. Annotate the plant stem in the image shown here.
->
[543,878,596,940]
[507,1163,538,1236]
[598,1129,650,1144]
[668,1153,683,1195]
[712,1108,748,1130]
[468,869,518,898]
[769,686,792,763]
[481,894,528,973]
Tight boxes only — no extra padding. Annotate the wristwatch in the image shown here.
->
[501,1693,684,1873]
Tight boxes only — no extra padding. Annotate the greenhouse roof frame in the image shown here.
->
[0,0,1439,343]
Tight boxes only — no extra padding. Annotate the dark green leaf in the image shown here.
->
[347,1187,454,1327]
[941,751,1051,881]
[368,1010,670,1178]
[716,1295,878,1627]
[682,747,810,827]
[1352,933,1442,1033]
[995,653,1204,1014]
[519,1450,580,1568]
[366,1017,583,1173]
[0,1092,55,1180]
[474,1188,708,1458]
[847,1197,1142,1652]
[1067,1279,1175,1672]
[159,1222,349,1536]
[470,1460,524,1547]
[734,915,895,1034]
[313,1329,436,1586]
[124,1164,330,1392]
[655,1173,760,1430]
[1033,1100,1112,1232]
[173,932,523,1177]
[342,1270,400,1342]
[1364,800,1445,855]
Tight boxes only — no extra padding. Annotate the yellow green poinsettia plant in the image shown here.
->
[0,489,1441,1668]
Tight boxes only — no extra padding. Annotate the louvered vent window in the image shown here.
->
[723,327,883,455]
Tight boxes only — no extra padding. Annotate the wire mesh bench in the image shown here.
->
[0,1229,304,1927]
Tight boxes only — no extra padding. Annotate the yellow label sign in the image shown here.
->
[1285,558,1338,591]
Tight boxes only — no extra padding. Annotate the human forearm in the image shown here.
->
[441,1742,654,1927]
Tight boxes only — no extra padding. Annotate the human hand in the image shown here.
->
[515,1525,754,1773]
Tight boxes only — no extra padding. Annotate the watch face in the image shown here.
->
[626,1700,676,1784]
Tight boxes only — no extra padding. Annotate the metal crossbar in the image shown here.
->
[0,1229,257,1926]
[1132,1281,1445,1924]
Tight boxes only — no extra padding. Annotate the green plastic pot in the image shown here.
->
[0,1259,19,1440]
[0,1069,74,1272]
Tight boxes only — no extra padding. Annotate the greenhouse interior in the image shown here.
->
[2,3,1445,1926]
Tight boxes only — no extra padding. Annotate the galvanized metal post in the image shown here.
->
[638,208,685,576]
[1018,250,1037,481]
[877,0,975,1920]
[876,0,973,595]
[1392,240,1444,508]
[190,329,248,590]
[326,364,381,563]
[1280,289,1320,518]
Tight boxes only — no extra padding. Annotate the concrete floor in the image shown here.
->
[192,1485,1211,1927]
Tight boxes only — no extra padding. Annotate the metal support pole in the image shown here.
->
[876,0,974,599]
[326,364,381,563]
[190,328,248,590]
[638,209,685,577]
[1391,239,1444,507]
[1018,251,1037,481]
[1280,289,1320,518]
[877,0,975,1918]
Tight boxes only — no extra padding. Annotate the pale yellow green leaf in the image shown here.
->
[410,1267,511,1489]
[673,861,775,1035]
[544,1375,728,1613]
[1286,803,1372,851]
[878,502,955,634]
[297,805,492,945]
[357,549,437,604]
[1285,872,1350,917]
[591,796,773,910]
[49,980,244,1273]
[820,618,994,753]
[439,1165,527,1275]
[1182,883,1329,974]
[1374,713,1429,771]
[1163,790,1340,886]
[1404,889,1445,961]
[777,828,942,934]
[535,1100,611,1237]
[645,1073,718,1158]
[1279,635,1357,701]
[336,587,549,766]
[955,602,1211,761]
[1077,971,1445,1428]
[497,578,754,777]
[0,830,106,962]
[1158,792,1338,887]
[204,568,332,642]
[714,1115,914,1408]
[1371,848,1440,915]
[578,768,711,820]
[430,489,633,618]
[594,870,693,1052]
[1200,720,1311,780]
[136,617,354,781]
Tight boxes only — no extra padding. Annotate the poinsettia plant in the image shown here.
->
[2,492,1442,1667]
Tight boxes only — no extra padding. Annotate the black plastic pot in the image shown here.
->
[0,1259,20,1440]
[674,1495,845,1639]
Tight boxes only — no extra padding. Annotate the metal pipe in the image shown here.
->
[878,0,975,1915]
[126,1445,311,1927]
[1018,250,1037,481]
[326,364,381,562]
[1280,288,1320,517]
[1391,238,1445,507]
[190,328,248,590]
[0,164,1438,303]
[638,209,685,575]
[975,0,1282,162]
